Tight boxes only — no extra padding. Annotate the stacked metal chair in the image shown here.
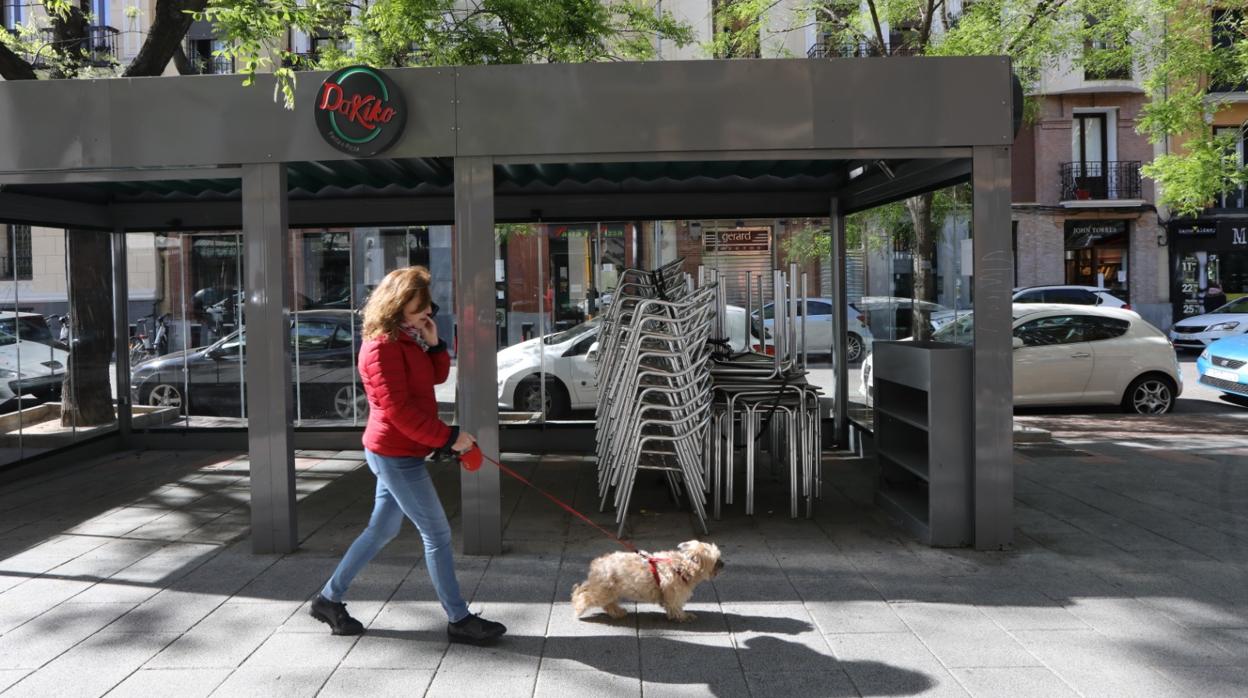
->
[593,259,717,536]
[707,265,823,520]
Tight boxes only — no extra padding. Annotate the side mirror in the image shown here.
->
[586,341,600,363]
[1012,336,1024,350]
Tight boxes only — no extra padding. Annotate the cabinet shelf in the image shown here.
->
[871,341,972,547]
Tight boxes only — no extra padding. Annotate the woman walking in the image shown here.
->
[310,266,506,645]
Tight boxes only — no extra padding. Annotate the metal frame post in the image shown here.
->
[971,146,1014,550]
[242,163,297,554]
[453,156,502,556]
[829,198,848,445]
[111,227,132,443]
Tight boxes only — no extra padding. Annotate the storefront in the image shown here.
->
[1170,219,1248,322]
[0,57,1017,555]
[1065,218,1130,302]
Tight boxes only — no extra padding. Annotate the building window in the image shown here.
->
[1214,125,1246,208]
[1,225,33,281]
[2,1,22,31]
[1084,15,1131,80]
[1210,8,1247,92]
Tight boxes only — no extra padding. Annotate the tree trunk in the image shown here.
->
[0,43,38,81]
[906,192,937,341]
[61,232,116,427]
[48,1,91,79]
[123,0,209,77]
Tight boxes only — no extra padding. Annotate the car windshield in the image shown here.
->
[0,330,15,347]
[1210,297,1248,314]
[544,319,600,345]
[931,313,974,345]
[0,317,54,343]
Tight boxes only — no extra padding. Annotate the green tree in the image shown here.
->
[1138,2,1248,217]
[200,0,694,107]
[723,0,1147,337]
[1,0,210,426]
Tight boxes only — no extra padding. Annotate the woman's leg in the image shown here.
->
[319,455,404,602]
[370,453,471,623]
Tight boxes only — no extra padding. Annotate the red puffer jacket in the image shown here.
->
[359,331,457,457]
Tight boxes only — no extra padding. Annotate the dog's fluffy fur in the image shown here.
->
[571,540,723,622]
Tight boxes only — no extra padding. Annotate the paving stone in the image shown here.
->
[0,602,136,669]
[548,601,637,637]
[641,674,751,698]
[107,668,233,698]
[339,630,449,670]
[541,635,639,674]
[438,635,543,674]
[0,670,30,693]
[3,632,178,698]
[108,589,228,634]
[950,667,1079,698]
[425,671,536,698]
[1147,666,1248,698]
[239,632,356,669]
[319,668,434,697]
[209,667,334,698]
[743,670,859,697]
[1047,665,1187,698]
[145,601,298,668]
[826,632,968,697]
[635,603,729,637]
[638,634,739,682]
[534,670,641,697]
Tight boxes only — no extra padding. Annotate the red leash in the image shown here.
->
[461,445,640,555]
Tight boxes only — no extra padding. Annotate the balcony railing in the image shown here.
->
[1060,161,1143,201]
[806,41,922,59]
[35,25,119,67]
[183,42,234,75]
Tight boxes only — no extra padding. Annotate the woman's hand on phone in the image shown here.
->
[418,317,439,347]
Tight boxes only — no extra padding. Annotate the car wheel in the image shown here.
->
[144,383,186,414]
[514,376,570,419]
[847,333,864,363]
[332,385,369,421]
[1122,375,1176,415]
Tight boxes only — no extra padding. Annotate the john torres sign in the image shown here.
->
[314,66,406,156]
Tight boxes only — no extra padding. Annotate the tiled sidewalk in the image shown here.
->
[1,412,1247,697]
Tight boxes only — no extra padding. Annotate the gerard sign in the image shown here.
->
[314,66,406,157]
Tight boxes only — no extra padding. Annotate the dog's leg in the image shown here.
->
[603,602,628,619]
[571,583,590,617]
[660,589,696,623]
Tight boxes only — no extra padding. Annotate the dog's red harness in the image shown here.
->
[641,553,690,587]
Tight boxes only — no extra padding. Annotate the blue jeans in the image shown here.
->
[321,450,470,623]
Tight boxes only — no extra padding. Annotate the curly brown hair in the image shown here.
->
[362,266,433,341]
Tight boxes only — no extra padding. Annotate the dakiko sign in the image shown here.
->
[314,66,406,157]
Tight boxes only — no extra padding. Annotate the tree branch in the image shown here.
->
[1005,0,1070,56]
[122,0,209,77]
[0,41,38,80]
[865,0,886,54]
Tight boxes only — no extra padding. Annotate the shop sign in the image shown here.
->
[1064,219,1128,248]
[551,224,627,239]
[1174,221,1216,237]
[703,227,771,253]
[315,66,406,157]
[1219,220,1248,247]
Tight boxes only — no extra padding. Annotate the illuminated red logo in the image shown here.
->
[314,66,406,156]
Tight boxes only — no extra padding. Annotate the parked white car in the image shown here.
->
[1013,285,1131,309]
[0,329,69,413]
[497,305,762,417]
[756,298,873,362]
[1169,296,1248,352]
[861,304,1182,414]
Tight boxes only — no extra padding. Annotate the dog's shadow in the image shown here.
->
[580,610,814,636]
[367,613,933,697]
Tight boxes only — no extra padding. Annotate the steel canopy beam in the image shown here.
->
[838,158,972,214]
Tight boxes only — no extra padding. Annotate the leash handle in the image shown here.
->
[463,450,639,554]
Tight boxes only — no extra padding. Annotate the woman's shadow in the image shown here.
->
[368,611,933,697]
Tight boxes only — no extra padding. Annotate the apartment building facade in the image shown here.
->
[1012,53,1171,330]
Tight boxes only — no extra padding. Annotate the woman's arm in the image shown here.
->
[368,340,454,448]
[428,339,452,385]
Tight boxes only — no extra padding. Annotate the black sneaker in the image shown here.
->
[310,594,365,636]
[447,613,507,645]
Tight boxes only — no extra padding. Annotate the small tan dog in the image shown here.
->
[571,540,724,622]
